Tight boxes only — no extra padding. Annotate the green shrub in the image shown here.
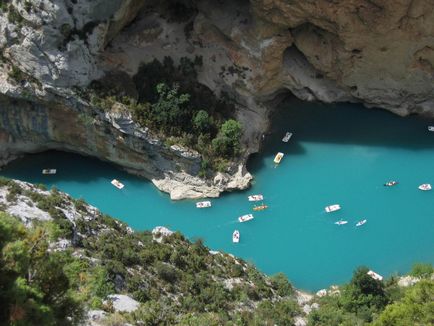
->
[372,279,434,326]
[270,272,294,297]
[410,263,433,279]
[155,262,178,283]
[7,4,23,25]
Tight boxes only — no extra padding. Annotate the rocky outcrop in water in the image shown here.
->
[1,0,433,198]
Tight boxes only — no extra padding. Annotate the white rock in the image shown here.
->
[316,289,327,297]
[152,226,173,242]
[398,276,420,287]
[294,316,307,326]
[87,309,106,322]
[105,294,139,313]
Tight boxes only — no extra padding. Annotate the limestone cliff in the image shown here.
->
[1,0,433,198]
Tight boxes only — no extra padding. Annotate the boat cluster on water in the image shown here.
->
[40,127,432,247]
[196,193,268,243]
[325,204,367,227]
[325,178,433,227]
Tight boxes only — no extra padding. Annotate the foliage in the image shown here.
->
[0,212,83,325]
[7,4,23,25]
[151,83,190,132]
[309,266,390,325]
[341,266,389,317]
[372,279,434,326]
[0,180,433,325]
[253,299,300,325]
[410,263,434,279]
[270,272,294,297]
[7,65,26,84]
[211,119,242,157]
[193,110,211,132]
[88,56,242,174]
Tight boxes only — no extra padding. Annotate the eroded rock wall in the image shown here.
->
[1,0,433,198]
[0,94,251,199]
[250,0,434,115]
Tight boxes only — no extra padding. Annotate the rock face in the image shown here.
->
[1,0,433,198]
[0,94,251,199]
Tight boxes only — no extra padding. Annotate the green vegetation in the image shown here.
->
[1,179,432,325]
[308,264,434,326]
[372,280,434,326]
[409,263,434,279]
[7,4,23,25]
[0,212,83,325]
[0,180,299,325]
[0,0,8,11]
[7,65,25,83]
[87,56,242,174]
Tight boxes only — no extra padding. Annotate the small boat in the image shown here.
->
[367,270,383,281]
[384,181,398,187]
[273,152,284,164]
[356,219,367,227]
[428,126,434,132]
[42,169,57,175]
[253,203,268,211]
[335,220,348,225]
[238,214,254,223]
[282,132,293,142]
[248,194,264,202]
[325,204,341,213]
[232,230,240,243]
[196,201,211,208]
[418,183,432,191]
[111,179,125,189]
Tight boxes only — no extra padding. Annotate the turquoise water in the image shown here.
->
[2,99,434,291]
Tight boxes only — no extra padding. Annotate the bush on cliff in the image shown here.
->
[0,212,84,325]
[87,56,242,175]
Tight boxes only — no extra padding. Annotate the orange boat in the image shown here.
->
[253,204,268,211]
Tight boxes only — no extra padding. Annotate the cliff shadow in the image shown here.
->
[0,150,155,190]
[247,95,434,175]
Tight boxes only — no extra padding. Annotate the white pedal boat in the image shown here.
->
[418,183,432,191]
[111,179,125,189]
[325,204,341,213]
[42,169,57,175]
[274,152,284,164]
[232,230,240,243]
[196,201,212,208]
[356,219,367,227]
[238,214,254,223]
[335,220,348,225]
[367,270,383,281]
[428,126,434,132]
[282,132,293,142]
[248,194,264,202]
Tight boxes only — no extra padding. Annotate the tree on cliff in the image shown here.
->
[0,213,83,325]
[341,266,389,320]
[372,279,434,326]
[193,110,211,132]
[152,83,190,132]
[211,119,242,157]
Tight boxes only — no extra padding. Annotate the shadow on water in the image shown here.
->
[247,97,434,174]
[0,150,155,189]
